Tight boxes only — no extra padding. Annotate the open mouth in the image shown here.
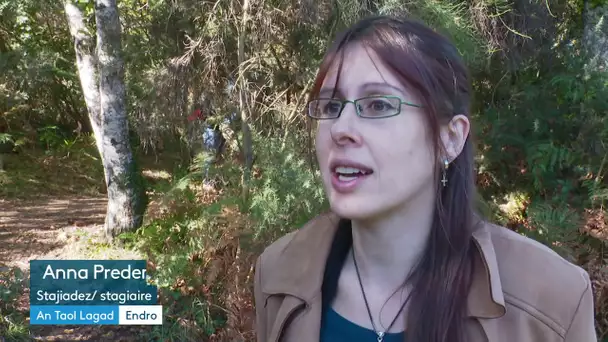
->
[333,166,373,181]
[329,160,374,193]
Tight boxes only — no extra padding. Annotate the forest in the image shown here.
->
[0,0,607,340]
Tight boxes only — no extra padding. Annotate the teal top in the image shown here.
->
[320,306,405,342]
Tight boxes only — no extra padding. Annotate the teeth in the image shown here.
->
[335,166,365,174]
[338,174,357,182]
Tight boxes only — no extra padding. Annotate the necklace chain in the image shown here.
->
[351,248,412,342]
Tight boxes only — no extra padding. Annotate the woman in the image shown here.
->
[254,15,596,342]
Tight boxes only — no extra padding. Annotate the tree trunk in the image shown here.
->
[94,0,146,238]
[238,0,254,197]
[583,1,608,69]
[64,2,103,156]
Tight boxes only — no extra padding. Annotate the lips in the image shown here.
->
[329,159,373,193]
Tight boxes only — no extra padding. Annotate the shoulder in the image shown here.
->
[255,212,340,285]
[484,222,592,332]
[257,230,299,268]
[258,213,336,258]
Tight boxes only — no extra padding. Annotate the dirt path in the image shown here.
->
[0,196,154,341]
[0,196,107,268]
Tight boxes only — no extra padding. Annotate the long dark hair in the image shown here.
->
[311,16,477,342]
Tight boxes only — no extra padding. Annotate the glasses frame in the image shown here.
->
[306,95,423,120]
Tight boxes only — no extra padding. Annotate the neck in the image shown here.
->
[350,188,435,288]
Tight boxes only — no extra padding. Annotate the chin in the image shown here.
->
[328,196,385,221]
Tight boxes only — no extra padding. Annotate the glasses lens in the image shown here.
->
[356,96,401,118]
[308,99,343,119]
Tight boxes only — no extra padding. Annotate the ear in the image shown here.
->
[439,114,470,161]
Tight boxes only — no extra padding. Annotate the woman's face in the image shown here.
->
[314,43,437,221]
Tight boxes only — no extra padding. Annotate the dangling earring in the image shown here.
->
[441,159,450,187]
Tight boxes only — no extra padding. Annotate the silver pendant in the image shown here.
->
[377,331,385,342]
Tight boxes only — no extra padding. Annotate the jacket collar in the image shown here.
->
[261,212,506,319]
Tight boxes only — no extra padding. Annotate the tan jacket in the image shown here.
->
[254,213,597,342]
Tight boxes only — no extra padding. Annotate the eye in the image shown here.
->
[367,98,396,112]
[323,100,342,114]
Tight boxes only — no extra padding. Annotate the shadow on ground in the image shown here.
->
[0,197,107,268]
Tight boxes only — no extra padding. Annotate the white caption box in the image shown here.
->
[118,305,163,325]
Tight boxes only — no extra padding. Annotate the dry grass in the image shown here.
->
[141,176,260,341]
[581,209,608,340]
[162,204,257,341]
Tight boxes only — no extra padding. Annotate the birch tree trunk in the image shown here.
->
[94,0,146,238]
[238,0,254,198]
[64,2,103,156]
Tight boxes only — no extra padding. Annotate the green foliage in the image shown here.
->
[123,131,326,340]
[380,0,485,68]
[0,266,24,308]
[0,135,104,199]
[1,0,85,145]
[124,206,235,339]
[476,43,608,204]
[526,142,577,191]
[0,132,13,144]
[248,132,328,240]
[37,126,67,150]
[525,201,582,258]
[0,266,30,341]
[475,40,608,277]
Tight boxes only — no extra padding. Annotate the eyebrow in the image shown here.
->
[318,82,405,97]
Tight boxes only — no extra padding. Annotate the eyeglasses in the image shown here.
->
[306,95,422,120]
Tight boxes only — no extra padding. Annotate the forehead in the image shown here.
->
[320,43,407,97]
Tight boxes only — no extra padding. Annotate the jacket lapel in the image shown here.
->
[476,317,502,342]
[469,223,507,342]
[267,296,307,342]
[261,213,340,341]
[261,212,341,301]
[469,223,506,318]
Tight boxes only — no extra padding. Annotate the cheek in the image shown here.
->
[373,116,434,176]
[314,124,331,164]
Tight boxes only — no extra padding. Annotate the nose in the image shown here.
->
[330,102,362,146]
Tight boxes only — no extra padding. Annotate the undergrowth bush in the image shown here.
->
[475,48,608,338]
[247,133,328,241]
[0,266,29,341]
[123,131,326,341]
